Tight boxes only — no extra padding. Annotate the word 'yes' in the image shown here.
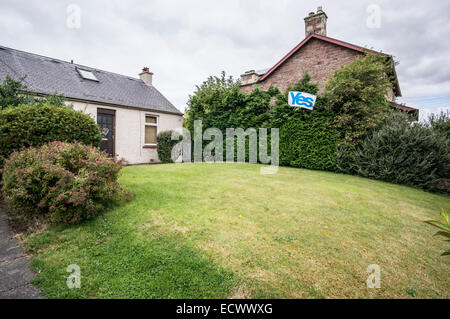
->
[288,91,317,109]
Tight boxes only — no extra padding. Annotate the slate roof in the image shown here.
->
[0,45,182,115]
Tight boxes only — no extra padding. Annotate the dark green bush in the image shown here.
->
[157,130,181,163]
[280,102,341,171]
[2,141,134,224]
[427,111,450,140]
[0,103,101,168]
[337,112,450,192]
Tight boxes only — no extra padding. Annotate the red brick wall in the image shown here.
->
[243,38,360,94]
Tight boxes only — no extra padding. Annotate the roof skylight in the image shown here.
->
[77,68,98,81]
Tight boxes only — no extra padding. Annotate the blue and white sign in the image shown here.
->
[288,91,317,110]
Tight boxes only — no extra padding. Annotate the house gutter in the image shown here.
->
[21,91,184,116]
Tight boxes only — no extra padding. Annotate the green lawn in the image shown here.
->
[24,163,450,298]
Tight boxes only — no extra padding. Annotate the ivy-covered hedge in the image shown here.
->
[157,130,180,163]
[0,103,101,168]
[280,102,341,171]
[183,57,450,193]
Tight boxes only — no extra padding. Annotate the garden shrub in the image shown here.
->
[157,130,181,163]
[279,101,341,171]
[1,141,134,224]
[0,103,101,168]
[337,112,450,192]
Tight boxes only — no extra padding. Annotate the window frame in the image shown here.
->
[144,114,158,146]
[76,67,99,81]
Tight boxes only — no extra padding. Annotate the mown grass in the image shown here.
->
[24,163,450,298]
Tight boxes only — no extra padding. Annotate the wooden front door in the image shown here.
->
[97,108,116,157]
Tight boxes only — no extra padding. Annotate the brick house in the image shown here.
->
[240,7,418,119]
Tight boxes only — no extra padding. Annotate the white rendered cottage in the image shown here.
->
[0,46,183,164]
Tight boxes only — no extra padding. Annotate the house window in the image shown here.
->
[144,115,158,145]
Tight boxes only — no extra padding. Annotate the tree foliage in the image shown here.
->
[184,72,243,133]
[324,53,393,146]
[0,75,66,110]
[426,110,450,140]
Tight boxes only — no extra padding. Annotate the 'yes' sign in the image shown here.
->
[288,92,317,110]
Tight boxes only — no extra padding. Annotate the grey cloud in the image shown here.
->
[0,0,449,111]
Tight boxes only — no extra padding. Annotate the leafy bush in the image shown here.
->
[157,130,181,163]
[1,141,133,224]
[0,103,101,168]
[324,53,393,146]
[337,112,450,191]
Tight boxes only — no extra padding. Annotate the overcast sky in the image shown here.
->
[0,0,449,119]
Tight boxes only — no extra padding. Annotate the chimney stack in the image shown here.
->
[304,6,328,37]
[139,67,153,86]
[240,70,260,85]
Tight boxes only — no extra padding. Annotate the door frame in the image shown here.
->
[97,108,116,157]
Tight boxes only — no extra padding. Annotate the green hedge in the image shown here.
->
[0,103,101,168]
[157,130,180,163]
[279,104,341,171]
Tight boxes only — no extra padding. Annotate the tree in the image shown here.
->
[0,75,34,109]
[426,110,450,140]
[184,71,244,134]
[324,53,394,146]
[0,75,66,109]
